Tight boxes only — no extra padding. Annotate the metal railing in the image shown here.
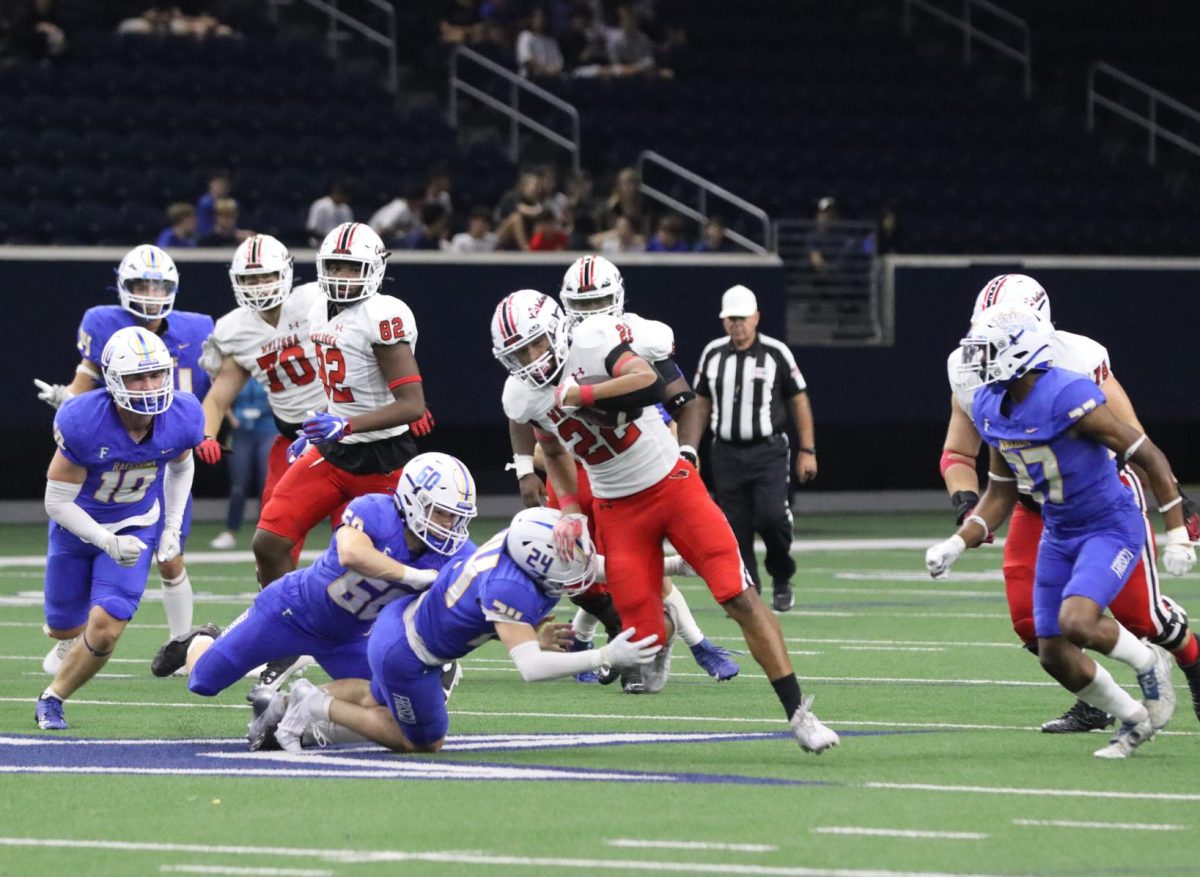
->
[901,0,1032,97]
[267,0,398,94]
[448,47,581,174]
[1087,62,1200,167]
[635,151,772,254]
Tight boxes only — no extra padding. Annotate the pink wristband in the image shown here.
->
[559,493,579,509]
[578,384,596,408]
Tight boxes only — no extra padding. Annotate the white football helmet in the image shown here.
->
[101,326,174,414]
[959,306,1054,387]
[230,234,293,312]
[972,274,1051,324]
[504,507,596,597]
[560,254,625,323]
[316,222,388,304]
[491,289,570,389]
[116,245,179,320]
[393,452,478,556]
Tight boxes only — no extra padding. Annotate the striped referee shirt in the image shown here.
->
[693,333,807,442]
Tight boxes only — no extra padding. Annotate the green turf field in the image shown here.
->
[1,514,1197,877]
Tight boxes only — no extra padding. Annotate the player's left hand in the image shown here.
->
[1163,527,1196,577]
[554,376,581,413]
[1180,489,1200,543]
[552,513,587,561]
[156,528,182,563]
[286,435,309,464]
[302,412,352,445]
[409,409,435,437]
[33,378,71,410]
[536,614,575,652]
[795,452,818,484]
[925,534,966,580]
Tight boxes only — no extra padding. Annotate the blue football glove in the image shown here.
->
[286,435,310,464]
[302,412,352,445]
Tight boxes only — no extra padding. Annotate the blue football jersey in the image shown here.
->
[411,532,560,661]
[52,389,205,525]
[972,367,1135,531]
[77,305,215,401]
[279,493,474,640]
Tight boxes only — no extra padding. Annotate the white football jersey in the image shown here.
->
[622,312,675,362]
[503,314,678,498]
[210,282,326,424]
[308,293,419,444]
[948,329,1110,417]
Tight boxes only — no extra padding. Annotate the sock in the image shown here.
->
[303,719,367,747]
[770,673,803,719]
[572,609,599,644]
[40,686,65,702]
[1105,623,1156,674]
[1075,663,1148,724]
[1172,632,1200,668]
[571,589,622,639]
[662,584,704,647]
[161,570,194,637]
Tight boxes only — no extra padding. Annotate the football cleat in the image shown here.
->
[1137,644,1176,730]
[1181,662,1200,723]
[43,637,76,676]
[621,666,647,694]
[789,695,839,754]
[1093,715,1154,758]
[35,696,68,730]
[689,638,740,681]
[274,679,322,753]
[257,655,313,693]
[246,685,285,751]
[1040,699,1113,734]
[150,623,220,678]
[441,661,463,702]
[772,582,796,613]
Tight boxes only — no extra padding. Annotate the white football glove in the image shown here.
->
[102,534,148,568]
[199,335,225,380]
[156,528,182,563]
[34,379,72,410]
[1162,527,1196,577]
[925,534,966,580]
[596,628,662,669]
[554,375,581,413]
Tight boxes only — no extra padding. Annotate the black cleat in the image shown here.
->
[150,624,220,677]
[772,582,795,613]
[441,661,463,702]
[1182,662,1200,723]
[621,666,647,694]
[257,655,309,692]
[1041,699,1114,734]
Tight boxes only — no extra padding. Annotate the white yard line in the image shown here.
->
[708,637,1020,650]
[867,783,1200,803]
[160,866,333,877]
[607,839,777,852]
[1011,819,1186,831]
[812,828,986,840]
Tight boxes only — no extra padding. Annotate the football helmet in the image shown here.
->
[316,222,388,304]
[491,289,570,389]
[101,326,174,414]
[959,306,1054,387]
[116,245,179,320]
[560,254,625,323]
[505,507,597,597]
[971,274,1051,324]
[230,234,293,312]
[394,452,479,556]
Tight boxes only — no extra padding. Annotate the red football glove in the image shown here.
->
[196,437,222,465]
[410,410,435,437]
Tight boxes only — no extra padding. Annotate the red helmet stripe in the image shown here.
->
[984,275,1011,309]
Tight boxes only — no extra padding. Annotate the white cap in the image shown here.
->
[719,284,758,318]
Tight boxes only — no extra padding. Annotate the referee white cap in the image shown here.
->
[719,285,758,318]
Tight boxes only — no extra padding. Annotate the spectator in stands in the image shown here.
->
[425,165,455,216]
[306,179,354,246]
[600,166,648,234]
[495,194,542,251]
[117,6,236,39]
[195,169,231,238]
[606,4,671,78]
[209,379,274,551]
[156,202,197,249]
[646,213,688,252]
[529,208,569,251]
[560,6,606,75]
[516,7,563,78]
[401,202,450,250]
[539,164,568,219]
[494,170,544,225]
[368,183,426,245]
[589,214,645,253]
[805,196,848,276]
[9,0,67,62]
[440,0,485,44]
[197,198,249,247]
[565,169,600,246]
[874,201,902,254]
[480,0,524,45]
[695,215,734,252]
[449,207,499,252]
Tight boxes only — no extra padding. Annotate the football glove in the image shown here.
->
[925,534,966,580]
[596,628,662,669]
[196,437,222,465]
[302,412,352,445]
[554,376,581,413]
[102,534,147,567]
[34,379,72,410]
[410,409,435,437]
[286,435,310,464]
[1162,527,1197,577]
[156,528,182,563]
[1179,487,1200,543]
[552,512,588,561]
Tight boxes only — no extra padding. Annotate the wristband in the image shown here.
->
[388,375,422,390]
[964,514,990,542]
[578,384,596,408]
[558,493,579,510]
[679,444,698,460]
[1122,434,1147,462]
[507,454,536,479]
[798,447,816,455]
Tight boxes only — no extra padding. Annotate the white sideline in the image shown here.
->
[811,828,986,840]
[160,867,333,877]
[607,839,778,852]
[1011,819,1185,832]
[867,783,1200,802]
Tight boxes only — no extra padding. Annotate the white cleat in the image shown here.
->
[1093,715,1155,758]
[43,638,76,675]
[274,679,322,754]
[1136,644,1176,731]
[789,695,839,754]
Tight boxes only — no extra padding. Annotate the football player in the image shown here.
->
[253,507,660,754]
[249,223,434,688]
[151,453,477,722]
[940,274,1200,729]
[494,290,838,753]
[927,309,1193,758]
[37,327,204,729]
[33,245,213,671]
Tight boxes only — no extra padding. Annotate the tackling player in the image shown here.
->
[37,327,203,729]
[33,245,213,669]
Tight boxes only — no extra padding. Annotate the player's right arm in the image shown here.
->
[508,419,546,508]
[196,356,252,464]
[941,394,984,522]
[496,621,659,682]
[45,449,146,566]
[334,508,438,589]
[926,446,1016,579]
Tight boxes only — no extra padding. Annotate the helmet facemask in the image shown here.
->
[960,314,1053,386]
[102,330,175,415]
[317,255,384,304]
[232,266,291,312]
[119,277,178,320]
[394,454,478,556]
[400,490,478,556]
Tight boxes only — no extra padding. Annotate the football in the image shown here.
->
[574,375,642,428]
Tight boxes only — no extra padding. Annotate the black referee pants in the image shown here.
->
[710,435,796,589]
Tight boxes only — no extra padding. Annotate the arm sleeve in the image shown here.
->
[45,480,111,549]
[508,638,601,682]
[162,454,194,531]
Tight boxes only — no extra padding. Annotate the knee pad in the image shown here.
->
[1152,596,1190,652]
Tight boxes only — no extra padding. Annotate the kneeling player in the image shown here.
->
[254,508,660,753]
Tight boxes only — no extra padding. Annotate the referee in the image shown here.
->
[679,285,816,612]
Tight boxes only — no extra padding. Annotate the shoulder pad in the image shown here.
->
[502,376,553,423]
[626,313,675,362]
[571,315,626,355]
[1052,331,1111,380]
[363,295,417,345]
